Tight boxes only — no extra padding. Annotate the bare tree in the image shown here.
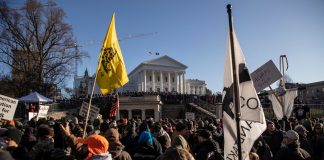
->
[0,0,86,97]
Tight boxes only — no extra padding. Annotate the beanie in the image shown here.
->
[3,127,23,144]
[284,130,299,142]
[197,129,212,139]
[79,134,109,155]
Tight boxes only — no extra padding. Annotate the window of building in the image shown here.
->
[132,110,142,120]
[150,76,152,81]
[165,88,168,92]
[119,110,128,119]
[165,77,168,82]
[157,76,160,82]
[145,109,154,119]
[172,88,175,91]
[150,88,152,92]
[172,77,175,82]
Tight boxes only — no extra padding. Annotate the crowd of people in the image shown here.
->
[0,111,323,160]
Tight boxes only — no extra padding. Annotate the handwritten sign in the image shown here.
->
[0,94,18,120]
[79,102,100,122]
[251,60,282,93]
[37,105,49,120]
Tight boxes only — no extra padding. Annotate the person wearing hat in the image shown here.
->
[60,122,112,160]
[133,131,162,160]
[2,127,32,160]
[274,130,311,160]
[194,129,223,160]
[262,121,284,156]
[309,123,324,160]
[104,128,132,160]
[152,122,171,152]
[78,134,112,160]
[30,124,55,159]
[295,125,314,157]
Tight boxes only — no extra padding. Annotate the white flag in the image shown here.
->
[222,30,267,160]
[223,30,263,123]
[268,88,298,120]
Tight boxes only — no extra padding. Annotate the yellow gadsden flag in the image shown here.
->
[96,13,128,95]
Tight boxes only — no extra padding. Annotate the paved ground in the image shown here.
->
[47,108,78,120]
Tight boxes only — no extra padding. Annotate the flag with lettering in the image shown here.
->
[222,30,267,160]
[96,13,129,95]
[109,93,119,118]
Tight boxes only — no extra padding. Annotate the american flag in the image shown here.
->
[109,93,119,118]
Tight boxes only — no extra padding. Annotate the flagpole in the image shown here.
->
[116,92,120,120]
[82,65,100,138]
[227,4,242,160]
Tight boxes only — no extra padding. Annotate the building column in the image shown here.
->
[174,72,178,92]
[154,107,159,122]
[183,72,186,94]
[188,85,191,94]
[152,70,155,92]
[168,72,171,92]
[160,71,163,92]
[144,70,147,92]
[141,109,145,120]
[178,72,181,92]
[128,109,132,120]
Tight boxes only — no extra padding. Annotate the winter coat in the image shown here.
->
[133,141,162,160]
[155,130,171,152]
[194,139,223,160]
[274,143,312,160]
[263,130,284,155]
[109,142,132,160]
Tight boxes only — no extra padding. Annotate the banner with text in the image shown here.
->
[79,102,100,122]
[0,94,18,120]
[37,105,49,120]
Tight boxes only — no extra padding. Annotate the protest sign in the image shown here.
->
[251,60,282,93]
[185,112,195,121]
[79,102,100,122]
[0,94,19,120]
[37,105,49,120]
[29,112,38,121]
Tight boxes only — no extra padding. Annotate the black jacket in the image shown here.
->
[194,139,223,160]
[274,143,312,160]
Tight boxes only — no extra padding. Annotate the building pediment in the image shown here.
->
[142,55,187,69]
[128,55,188,77]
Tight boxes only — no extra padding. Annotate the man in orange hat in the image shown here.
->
[60,122,112,160]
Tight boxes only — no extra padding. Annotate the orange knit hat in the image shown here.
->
[79,134,109,155]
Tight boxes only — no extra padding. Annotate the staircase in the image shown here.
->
[162,104,186,119]
[188,103,219,119]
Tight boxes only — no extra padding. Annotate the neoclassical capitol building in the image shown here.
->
[74,55,207,96]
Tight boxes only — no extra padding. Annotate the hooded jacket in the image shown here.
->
[109,142,132,160]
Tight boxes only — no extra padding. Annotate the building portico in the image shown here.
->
[121,55,188,93]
